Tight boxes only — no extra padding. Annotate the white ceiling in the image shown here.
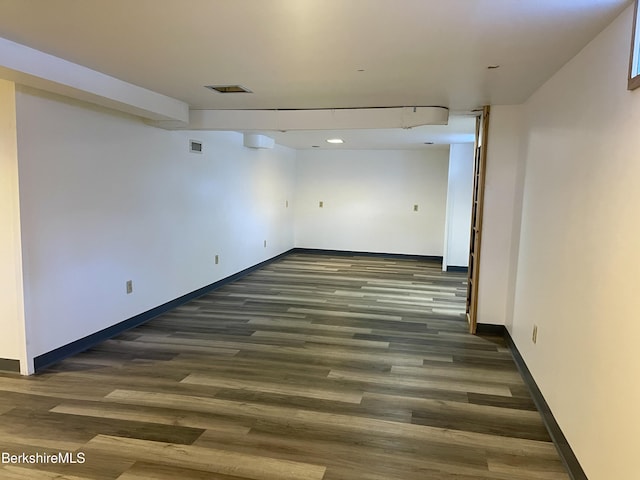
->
[0,0,630,149]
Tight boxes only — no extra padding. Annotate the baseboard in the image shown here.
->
[292,248,443,263]
[33,249,294,373]
[445,265,468,273]
[505,329,588,479]
[475,323,506,336]
[480,324,588,480]
[0,358,20,373]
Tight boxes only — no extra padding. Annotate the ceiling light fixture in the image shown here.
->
[326,138,344,144]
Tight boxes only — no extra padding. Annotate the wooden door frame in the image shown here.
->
[466,106,490,334]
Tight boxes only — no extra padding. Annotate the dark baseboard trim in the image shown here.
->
[481,325,587,480]
[33,249,294,373]
[0,358,20,373]
[475,323,506,336]
[292,248,443,263]
[505,329,587,480]
[445,265,468,273]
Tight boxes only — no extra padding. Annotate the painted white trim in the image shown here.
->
[0,37,188,124]
[184,107,448,131]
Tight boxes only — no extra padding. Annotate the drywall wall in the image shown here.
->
[15,86,295,371]
[476,105,524,326]
[293,148,449,256]
[442,143,474,269]
[0,79,27,371]
[510,5,640,479]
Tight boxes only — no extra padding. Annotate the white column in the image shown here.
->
[0,79,29,373]
[443,143,474,270]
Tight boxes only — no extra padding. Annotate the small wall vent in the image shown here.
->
[189,140,203,154]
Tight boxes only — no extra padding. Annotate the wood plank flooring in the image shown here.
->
[0,253,570,479]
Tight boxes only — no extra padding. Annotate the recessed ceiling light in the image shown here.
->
[326,138,344,144]
[205,85,253,93]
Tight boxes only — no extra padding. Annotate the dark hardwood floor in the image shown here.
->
[0,252,569,479]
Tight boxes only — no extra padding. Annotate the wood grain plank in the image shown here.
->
[85,435,326,480]
[181,373,363,404]
[50,401,252,434]
[0,466,96,480]
[115,462,256,480]
[327,369,513,396]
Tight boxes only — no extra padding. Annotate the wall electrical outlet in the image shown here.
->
[215,254,219,265]
[532,325,538,344]
[414,204,419,212]
[319,201,324,208]
[126,280,133,294]
[264,240,267,248]
[286,200,289,208]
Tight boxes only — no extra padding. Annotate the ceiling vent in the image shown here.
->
[205,85,252,93]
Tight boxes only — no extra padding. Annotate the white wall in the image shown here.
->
[15,87,295,371]
[443,143,474,269]
[508,5,640,479]
[0,80,27,371]
[477,105,524,326]
[294,148,449,256]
